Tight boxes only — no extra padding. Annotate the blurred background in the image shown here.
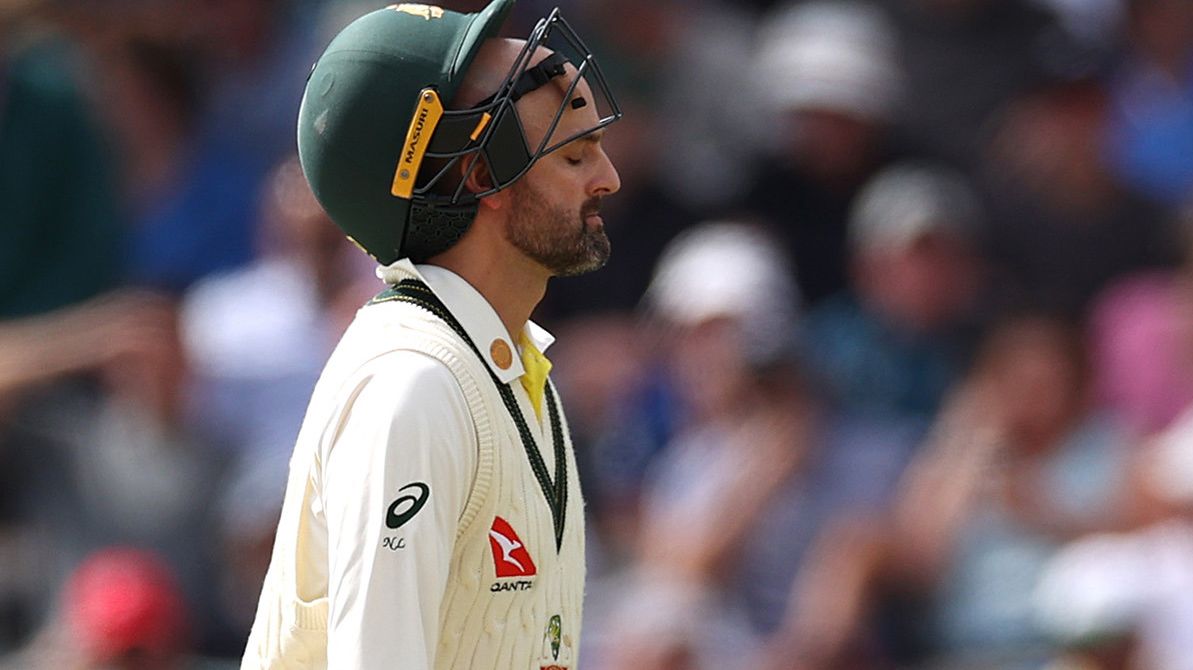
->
[3,0,1193,667]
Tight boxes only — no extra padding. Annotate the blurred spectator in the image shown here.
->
[180,155,370,463]
[577,222,802,564]
[895,314,1133,661]
[92,34,200,244]
[1090,275,1193,438]
[0,290,181,651]
[0,295,224,650]
[743,0,907,305]
[980,80,1179,314]
[122,0,323,291]
[803,161,985,421]
[596,224,917,668]
[1,7,131,649]
[885,0,1078,167]
[1,547,194,669]
[1105,0,1193,205]
[0,11,124,318]
[1088,199,1193,437]
[769,313,1134,668]
[1033,403,1193,670]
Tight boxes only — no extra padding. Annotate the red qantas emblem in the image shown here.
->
[488,516,537,578]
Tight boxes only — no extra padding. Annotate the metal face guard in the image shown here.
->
[410,8,622,207]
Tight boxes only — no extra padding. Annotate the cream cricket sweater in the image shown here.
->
[241,261,586,669]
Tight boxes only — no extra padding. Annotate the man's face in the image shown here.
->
[503,56,621,276]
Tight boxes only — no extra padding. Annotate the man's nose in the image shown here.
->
[590,147,621,197]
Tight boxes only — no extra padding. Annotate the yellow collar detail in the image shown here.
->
[518,332,553,419]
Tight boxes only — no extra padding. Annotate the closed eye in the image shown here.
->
[567,131,604,166]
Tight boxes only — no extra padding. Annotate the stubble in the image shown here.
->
[505,180,611,277]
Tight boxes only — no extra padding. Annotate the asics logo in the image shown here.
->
[385,482,429,529]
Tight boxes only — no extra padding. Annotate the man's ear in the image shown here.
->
[464,159,507,211]
[463,157,494,193]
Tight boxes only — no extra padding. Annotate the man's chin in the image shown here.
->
[554,256,608,278]
[550,240,610,278]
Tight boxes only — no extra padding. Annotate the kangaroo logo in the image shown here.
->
[488,516,537,578]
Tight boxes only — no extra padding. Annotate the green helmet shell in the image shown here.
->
[297,1,515,265]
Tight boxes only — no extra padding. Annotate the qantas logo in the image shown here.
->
[488,516,537,578]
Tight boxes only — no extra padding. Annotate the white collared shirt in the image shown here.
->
[314,261,551,667]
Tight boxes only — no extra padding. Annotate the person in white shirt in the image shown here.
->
[240,2,622,668]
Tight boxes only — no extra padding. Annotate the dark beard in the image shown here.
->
[505,180,611,277]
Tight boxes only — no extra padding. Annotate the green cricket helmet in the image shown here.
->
[297,1,622,264]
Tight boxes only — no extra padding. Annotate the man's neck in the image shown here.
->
[427,245,549,342]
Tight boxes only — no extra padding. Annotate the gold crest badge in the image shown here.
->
[388,3,445,20]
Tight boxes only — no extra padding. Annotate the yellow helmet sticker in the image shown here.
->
[388,4,445,20]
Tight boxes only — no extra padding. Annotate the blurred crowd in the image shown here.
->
[3,0,1193,668]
